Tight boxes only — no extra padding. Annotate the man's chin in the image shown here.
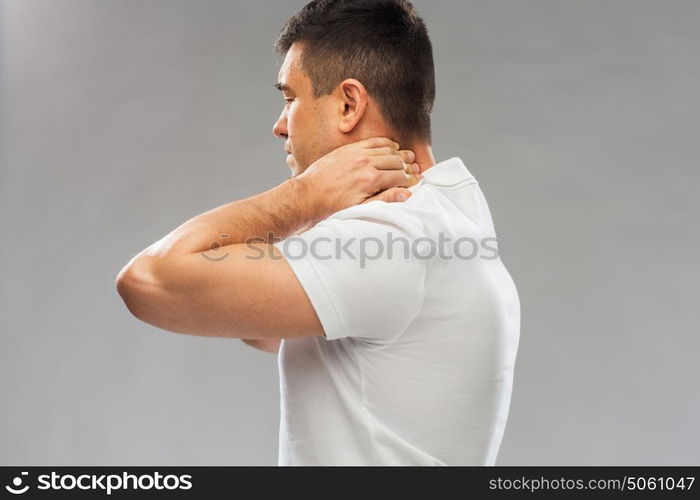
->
[287,155,304,177]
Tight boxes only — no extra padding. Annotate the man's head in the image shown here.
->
[272,0,435,175]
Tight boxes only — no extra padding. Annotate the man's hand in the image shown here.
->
[297,137,421,219]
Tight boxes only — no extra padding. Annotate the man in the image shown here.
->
[116,0,520,466]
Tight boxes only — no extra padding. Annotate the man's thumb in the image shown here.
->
[362,188,413,204]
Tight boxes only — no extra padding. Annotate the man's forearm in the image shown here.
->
[142,176,317,259]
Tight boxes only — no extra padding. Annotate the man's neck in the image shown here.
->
[410,143,436,174]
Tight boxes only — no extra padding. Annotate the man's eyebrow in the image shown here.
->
[275,82,293,92]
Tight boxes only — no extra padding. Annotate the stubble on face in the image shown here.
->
[285,89,326,173]
[284,51,342,173]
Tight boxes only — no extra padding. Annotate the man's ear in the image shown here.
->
[337,78,368,134]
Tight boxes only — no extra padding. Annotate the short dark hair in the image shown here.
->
[274,0,435,146]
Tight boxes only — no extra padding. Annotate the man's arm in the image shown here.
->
[116,138,420,341]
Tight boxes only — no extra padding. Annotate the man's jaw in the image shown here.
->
[286,152,301,177]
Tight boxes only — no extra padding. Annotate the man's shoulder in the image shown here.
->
[291,183,473,242]
[329,183,473,230]
[330,183,444,220]
[320,193,435,239]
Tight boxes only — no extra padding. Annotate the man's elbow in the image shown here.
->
[115,254,216,336]
[115,255,160,321]
[115,266,139,317]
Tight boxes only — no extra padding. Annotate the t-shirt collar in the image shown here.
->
[417,156,475,187]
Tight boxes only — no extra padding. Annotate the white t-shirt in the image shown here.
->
[272,156,521,465]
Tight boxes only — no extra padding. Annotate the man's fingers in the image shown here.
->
[371,154,420,173]
[367,147,416,163]
[375,169,422,192]
[370,155,404,170]
[355,137,400,150]
[366,146,403,156]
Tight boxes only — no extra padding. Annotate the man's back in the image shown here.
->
[274,156,520,465]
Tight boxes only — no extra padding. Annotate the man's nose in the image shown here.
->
[272,113,288,139]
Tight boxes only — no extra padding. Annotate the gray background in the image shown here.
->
[1,0,698,465]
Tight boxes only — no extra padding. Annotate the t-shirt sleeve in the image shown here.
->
[272,206,429,345]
